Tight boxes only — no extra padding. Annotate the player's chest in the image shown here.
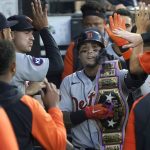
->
[70,80,96,110]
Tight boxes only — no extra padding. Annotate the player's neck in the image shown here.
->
[0,74,12,84]
[84,65,99,78]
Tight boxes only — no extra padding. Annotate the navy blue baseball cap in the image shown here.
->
[7,15,34,31]
[0,12,17,31]
[77,28,105,50]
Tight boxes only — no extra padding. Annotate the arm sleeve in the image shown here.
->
[70,110,87,125]
[123,100,139,150]
[59,77,88,127]
[61,42,75,80]
[141,33,150,43]
[40,28,64,75]
[0,108,19,150]
[124,70,147,91]
[21,95,66,150]
[118,47,147,90]
[15,53,49,81]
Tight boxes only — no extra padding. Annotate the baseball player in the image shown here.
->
[59,27,146,149]
[62,1,109,80]
[122,44,150,150]
[7,0,63,94]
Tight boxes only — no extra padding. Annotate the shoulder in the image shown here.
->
[61,71,82,87]
[133,94,150,127]
[16,53,48,66]
[20,95,41,110]
[135,93,150,111]
[133,93,150,121]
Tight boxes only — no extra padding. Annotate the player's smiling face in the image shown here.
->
[79,41,102,68]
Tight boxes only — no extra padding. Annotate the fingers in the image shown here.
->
[37,0,43,14]
[148,4,150,16]
[44,81,57,92]
[40,89,45,100]
[122,43,135,49]
[114,13,118,28]
[31,0,43,16]
[104,24,112,36]
[109,16,115,30]
[43,4,48,16]
[145,6,149,17]
[31,2,36,16]
[140,2,146,17]
[43,77,48,83]
[121,18,126,30]
[112,28,126,37]
[109,13,126,31]
[117,14,121,27]
[40,82,46,89]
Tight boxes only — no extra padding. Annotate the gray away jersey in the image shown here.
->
[11,52,49,94]
[59,69,129,149]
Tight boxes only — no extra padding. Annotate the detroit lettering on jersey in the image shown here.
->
[32,57,43,66]
[72,91,96,111]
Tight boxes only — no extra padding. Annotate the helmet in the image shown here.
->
[77,28,105,50]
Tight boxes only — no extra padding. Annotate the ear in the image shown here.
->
[0,32,3,40]
[10,62,16,75]
[78,53,81,60]
[0,30,5,39]
[2,29,12,41]
[11,31,15,40]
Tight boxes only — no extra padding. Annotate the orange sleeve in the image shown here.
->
[21,95,66,150]
[138,51,150,74]
[0,108,18,150]
[123,97,144,150]
[62,42,75,80]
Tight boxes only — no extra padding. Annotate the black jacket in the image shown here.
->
[0,82,33,150]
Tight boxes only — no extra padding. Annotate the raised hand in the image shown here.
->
[31,0,48,30]
[104,13,128,47]
[113,29,143,48]
[135,2,150,34]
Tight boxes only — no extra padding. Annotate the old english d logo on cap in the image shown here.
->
[87,32,93,39]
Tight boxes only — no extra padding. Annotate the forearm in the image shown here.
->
[40,28,64,75]
[125,71,147,91]
[63,110,87,128]
[129,44,144,74]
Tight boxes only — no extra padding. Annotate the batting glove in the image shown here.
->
[105,13,128,47]
[84,104,113,120]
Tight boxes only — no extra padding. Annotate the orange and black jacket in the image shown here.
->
[62,41,78,80]
[0,107,19,150]
[0,81,66,150]
[123,93,150,150]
